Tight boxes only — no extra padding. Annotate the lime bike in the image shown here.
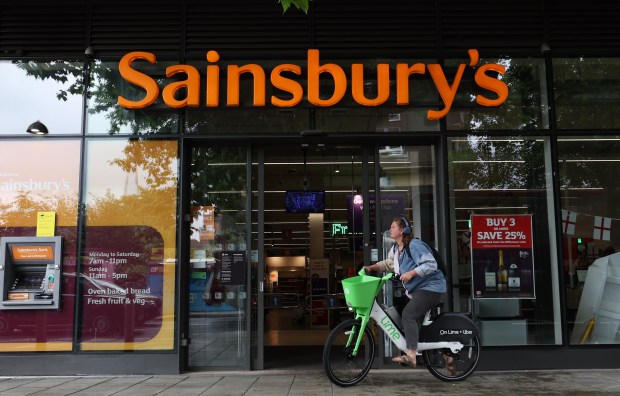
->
[323,269,480,387]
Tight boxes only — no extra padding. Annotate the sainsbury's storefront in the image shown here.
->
[0,0,619,375]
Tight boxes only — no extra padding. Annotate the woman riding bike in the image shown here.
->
[363,217,447,368]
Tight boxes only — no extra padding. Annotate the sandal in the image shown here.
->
[443,354,457,376]
[392,354,416,368]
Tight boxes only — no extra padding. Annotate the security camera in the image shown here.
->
[85,47,95,59]
[540,43,551,55]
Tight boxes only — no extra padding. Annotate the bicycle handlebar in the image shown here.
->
[357,267,393,282]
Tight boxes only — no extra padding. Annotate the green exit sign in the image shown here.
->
[331,223,348,236]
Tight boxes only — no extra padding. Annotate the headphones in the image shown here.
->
[400,217,412,236]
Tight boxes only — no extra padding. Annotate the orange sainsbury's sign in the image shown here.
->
[118,49,508,121]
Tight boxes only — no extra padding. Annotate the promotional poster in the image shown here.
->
[471,214,535,299]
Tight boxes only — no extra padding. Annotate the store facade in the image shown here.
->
[0,0,619,375]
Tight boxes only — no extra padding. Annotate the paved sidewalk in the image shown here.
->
[0,369,619,395]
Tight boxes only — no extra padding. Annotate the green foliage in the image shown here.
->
[280,0,309,13]
[450,137,545,191]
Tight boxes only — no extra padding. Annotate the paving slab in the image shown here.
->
[0,369,618,395]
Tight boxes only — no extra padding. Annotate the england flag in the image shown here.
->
[593,216,611,241]
[561,210,577,235]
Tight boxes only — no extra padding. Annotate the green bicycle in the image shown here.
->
[323,269,481,387]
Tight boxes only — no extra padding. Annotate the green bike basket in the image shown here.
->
[342,274,381,309]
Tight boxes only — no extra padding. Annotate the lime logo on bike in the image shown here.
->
[380,316,401,340]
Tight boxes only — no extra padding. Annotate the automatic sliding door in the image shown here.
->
[376,144,437,362]
[187,146,250,370]
[254,144,374,369]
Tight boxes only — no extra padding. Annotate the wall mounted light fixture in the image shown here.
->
[26,120,48,135]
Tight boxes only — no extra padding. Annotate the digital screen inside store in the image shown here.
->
[285,190,325,213]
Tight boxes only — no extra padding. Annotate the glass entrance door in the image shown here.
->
[251,144,375,369]
[375,144,438,362]
[186,145,250,370]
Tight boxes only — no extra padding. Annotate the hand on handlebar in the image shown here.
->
[358,266,393,282]
[358,266,374,276]
[359,266,373,275]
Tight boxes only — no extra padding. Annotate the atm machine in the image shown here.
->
[0,236,62,310]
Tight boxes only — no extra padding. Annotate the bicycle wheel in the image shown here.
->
[323,318,375,387]
[423,335,480,382]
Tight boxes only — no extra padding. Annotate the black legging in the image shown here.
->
[402,289,445,350]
